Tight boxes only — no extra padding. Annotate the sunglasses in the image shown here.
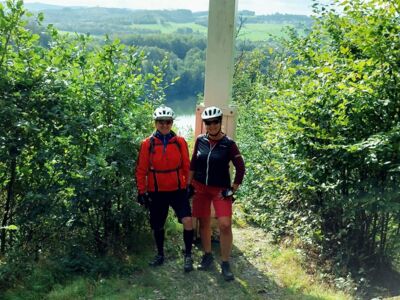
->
[157,120,173,125]
[204,119,221,126]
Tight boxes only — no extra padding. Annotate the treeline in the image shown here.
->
[243,12,312,24]
[26,23,262,100]
[24,6,204,35]
[25,21,209,100]
[25,3,311,29]
[24,12,209,100]
[22,4,308,101]
[116,34,207,99]
[235,0,400,294]
[238,10,313,26]
[24,4,313,38]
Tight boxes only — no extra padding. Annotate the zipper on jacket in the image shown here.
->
[206,142,217,185]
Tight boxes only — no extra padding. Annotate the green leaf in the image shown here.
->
[1,225,18,231]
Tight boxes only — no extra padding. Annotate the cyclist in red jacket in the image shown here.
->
[188,106,245,281]
[136,105,194,272]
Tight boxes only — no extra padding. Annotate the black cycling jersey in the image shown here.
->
[191,134,235,188]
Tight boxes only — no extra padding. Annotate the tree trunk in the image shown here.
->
[1,156,17,253]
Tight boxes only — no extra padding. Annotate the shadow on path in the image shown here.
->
[129,227,329,300]
[367,263,400,298]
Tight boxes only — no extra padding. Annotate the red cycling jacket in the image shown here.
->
[135,132,190,194]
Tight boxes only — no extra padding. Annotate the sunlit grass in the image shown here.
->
[268,248,352,300]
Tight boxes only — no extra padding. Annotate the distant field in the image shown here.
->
[128,22,298,41]
[130,22,208,35]
[239,23,293,40]
[56,22,304,42]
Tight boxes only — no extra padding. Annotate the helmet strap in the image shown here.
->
[208,129,222,138]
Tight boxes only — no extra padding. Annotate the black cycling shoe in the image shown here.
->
[221,261,234,281]
[184,255,194,272]
[197,253,214,270]
[149,254,164,267]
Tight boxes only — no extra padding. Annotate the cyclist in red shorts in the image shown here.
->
[136,105,194,272]
[188,106,245,281]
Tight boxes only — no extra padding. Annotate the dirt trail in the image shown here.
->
[127,226,317,300]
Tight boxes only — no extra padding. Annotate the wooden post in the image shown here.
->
[193,0,238,241]
[195,0,238,138]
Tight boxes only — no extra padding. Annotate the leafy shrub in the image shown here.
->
[235,0,400,276]
[0,0,166,283]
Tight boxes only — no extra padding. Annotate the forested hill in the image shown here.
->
[22,3,311,106]
[24,3,312,37]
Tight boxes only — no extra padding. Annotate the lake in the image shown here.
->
[167,96,197,139]
[174,114,195,139]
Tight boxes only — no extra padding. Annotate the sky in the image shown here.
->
[23,0,318,15]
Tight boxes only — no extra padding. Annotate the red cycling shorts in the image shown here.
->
[192,180,232,218]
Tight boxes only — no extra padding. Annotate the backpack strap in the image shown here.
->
[148,134,184,192]
[149,135,155,154]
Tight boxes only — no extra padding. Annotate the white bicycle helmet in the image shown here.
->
[153,105,175,120]
[201,106,223,120]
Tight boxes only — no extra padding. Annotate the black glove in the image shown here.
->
[222,188,234,198]
[222,188,235,203]
[186,184,195,199]
[137,193,150,208]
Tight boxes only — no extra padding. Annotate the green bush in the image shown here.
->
[0,0,166,289]
[235,0,400,274]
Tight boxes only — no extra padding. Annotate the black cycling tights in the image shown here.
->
[183,229,194,256]
[153,228,193,257]
[154,229,165,256]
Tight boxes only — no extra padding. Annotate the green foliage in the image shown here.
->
[115,34,207,99]
[0,0,167,289]
[235,0,400,279]
[21,5,312,101]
